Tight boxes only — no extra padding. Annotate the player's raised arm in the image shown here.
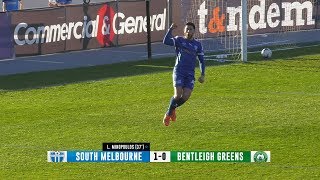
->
[163,23,177,46]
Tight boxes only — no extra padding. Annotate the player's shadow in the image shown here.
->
[0,57,229,90]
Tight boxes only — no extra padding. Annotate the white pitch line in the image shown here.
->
[22,59,65,64]
[0,59,14,62]
[0,58,64,64]
[143,53,174,57]
[103,50,146,54]
[205,44,320,58]
[247,40,290,47]
[248,44,320,54]
[0,53,68,63]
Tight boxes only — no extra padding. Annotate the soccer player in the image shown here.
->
[2,0,23,12]
[162,22,205,126]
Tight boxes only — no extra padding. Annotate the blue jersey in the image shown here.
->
[163,29,205,76]
[3,0,20,11]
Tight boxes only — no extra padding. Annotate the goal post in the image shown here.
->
[241,0,248,62]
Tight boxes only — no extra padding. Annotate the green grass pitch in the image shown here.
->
[0,46,319,179]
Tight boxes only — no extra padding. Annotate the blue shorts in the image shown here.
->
[173,73,195,90]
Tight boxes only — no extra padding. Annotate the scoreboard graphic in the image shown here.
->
[48,143,270,163]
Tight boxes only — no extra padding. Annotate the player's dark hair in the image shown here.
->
[186,22,195,30]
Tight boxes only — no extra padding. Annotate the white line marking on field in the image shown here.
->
[104,50,146,54]
[22,60,64,64]
[0,58,65,64]
[143,53,174,57]
[248,40,290,47]
[0,59,14,62]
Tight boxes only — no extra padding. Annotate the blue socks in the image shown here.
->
[176,98,186,107]
[167,97,177,115]
[167,97,186,115]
